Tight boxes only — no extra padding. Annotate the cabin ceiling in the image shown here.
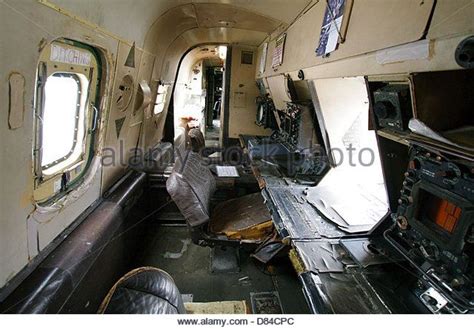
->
[47,0,313,47]
[190,0,313,24]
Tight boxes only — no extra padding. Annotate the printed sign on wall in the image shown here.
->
[272,34,286,69]
[50,44,92,66]
[315,0,349,57]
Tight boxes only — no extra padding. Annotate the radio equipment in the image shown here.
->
[255,96,278,130]
[373,84,412,132]
[385,146,474,313]
[255,79,278,130]
[249,101,328,180]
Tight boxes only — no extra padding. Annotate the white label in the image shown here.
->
[53,179,62,193]
[50,44,91,66]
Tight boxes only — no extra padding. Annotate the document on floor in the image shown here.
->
[306,184,388,233]
[216,166,240,177]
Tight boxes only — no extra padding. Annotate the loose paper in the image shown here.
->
[216,166,240,178]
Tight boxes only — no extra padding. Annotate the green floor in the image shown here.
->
[136,225,310,314]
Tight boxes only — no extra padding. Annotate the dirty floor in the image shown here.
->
[134,224,310,314]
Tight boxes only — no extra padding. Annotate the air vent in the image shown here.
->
[241,51,254,65]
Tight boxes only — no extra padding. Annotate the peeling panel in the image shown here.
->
[36,170,102,251]
[8,73,25,130]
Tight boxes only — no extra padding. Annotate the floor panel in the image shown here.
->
[135,225,309,314]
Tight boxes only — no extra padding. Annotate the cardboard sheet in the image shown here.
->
[306,183,388,233]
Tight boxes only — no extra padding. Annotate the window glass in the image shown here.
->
[41,73,89,172]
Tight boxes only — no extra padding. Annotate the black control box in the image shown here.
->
[373,85,412,132]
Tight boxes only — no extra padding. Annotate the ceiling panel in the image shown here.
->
[47,0,313,46]
[194,3,281,32]
[190,0,313,24]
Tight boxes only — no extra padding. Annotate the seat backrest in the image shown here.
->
[98,267,186,314]
[166,150,216,227]
[174,126,205,171]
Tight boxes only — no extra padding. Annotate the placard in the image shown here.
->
[50,44,92,66]
[315,0,349,57]
[272,34,286,68]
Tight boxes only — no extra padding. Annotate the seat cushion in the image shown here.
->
[210,193,273,241]
[98,267,185,314]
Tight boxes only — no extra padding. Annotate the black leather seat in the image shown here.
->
[98,267,185,314]
[166,148,273,246]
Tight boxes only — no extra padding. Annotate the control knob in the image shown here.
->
[374,101,396,119]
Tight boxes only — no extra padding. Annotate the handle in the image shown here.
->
[90,105,99,132]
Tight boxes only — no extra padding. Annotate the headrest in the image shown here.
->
[188,128,205,152]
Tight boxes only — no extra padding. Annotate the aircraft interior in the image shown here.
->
[0,0,473,315]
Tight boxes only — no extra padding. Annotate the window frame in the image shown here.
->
[33,39,102,204]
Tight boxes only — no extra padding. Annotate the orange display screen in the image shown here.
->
[422,192,462,234]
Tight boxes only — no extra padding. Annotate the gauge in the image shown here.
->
[443,162,462,185]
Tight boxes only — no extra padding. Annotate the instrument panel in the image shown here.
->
[385,146,474,313]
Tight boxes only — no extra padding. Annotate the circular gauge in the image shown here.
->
[444,162,462,185]
[115,75,134,112]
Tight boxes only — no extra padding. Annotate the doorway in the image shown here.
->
[204,64,223,148]
[172,45,228,151]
